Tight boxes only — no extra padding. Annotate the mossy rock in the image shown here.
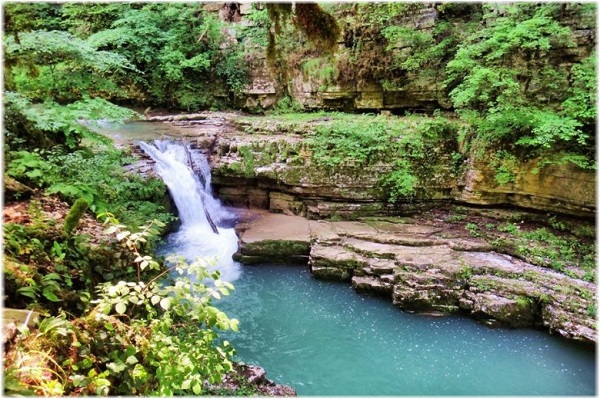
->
[63,198,89,235]
[4,176,34,202]
[241,240,310,257]
[311,266,352,281]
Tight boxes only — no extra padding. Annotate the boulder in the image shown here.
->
[4,176,34,202]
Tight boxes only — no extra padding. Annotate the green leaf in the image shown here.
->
[192,383,202,395]
[159,298,170,310]
[115,302,127,315]
[116,231,131,240]
[126,355,138,365]
[42,288,60,302]
[17,286,38,299]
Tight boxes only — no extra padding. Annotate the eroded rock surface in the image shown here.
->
[234,211,596,344]
[137,113,595,218]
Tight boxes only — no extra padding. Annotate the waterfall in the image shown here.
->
[139,140,241,282]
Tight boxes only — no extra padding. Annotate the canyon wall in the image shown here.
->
[150,114,595,219]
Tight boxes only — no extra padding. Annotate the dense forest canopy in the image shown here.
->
[4,2,596,174]
[2,2,597,396]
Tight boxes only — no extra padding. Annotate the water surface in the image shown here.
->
[218,265,596,396]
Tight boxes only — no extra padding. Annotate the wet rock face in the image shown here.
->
[233,211,596,344]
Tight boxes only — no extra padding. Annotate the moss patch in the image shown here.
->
[242,240,310,257]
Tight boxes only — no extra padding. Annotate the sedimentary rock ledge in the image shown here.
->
[138,112,596,218]
[233,211,596,344]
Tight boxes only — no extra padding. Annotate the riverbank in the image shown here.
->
[231,208,596,343]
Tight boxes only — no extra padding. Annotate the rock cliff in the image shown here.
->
[148,113,595,218]
[221,3,595,114]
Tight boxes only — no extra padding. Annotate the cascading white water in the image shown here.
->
[139,140,241,282]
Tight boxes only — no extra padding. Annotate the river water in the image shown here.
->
[135,135,596,396]
[218,265,595,396]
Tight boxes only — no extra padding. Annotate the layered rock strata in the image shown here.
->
[233,211,596,344]
[140,113,595,218]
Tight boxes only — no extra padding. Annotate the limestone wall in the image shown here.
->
[205,125,595,218]
[457,158,596,218]
[227,4,594,113]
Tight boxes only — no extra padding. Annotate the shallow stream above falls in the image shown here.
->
[127,123,595,396]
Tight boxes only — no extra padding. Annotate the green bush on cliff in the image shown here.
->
[289,2,596,176]
[308,115,403,168]
[445,4,596,168]
[306,113,461,200]
[380,160,418,201]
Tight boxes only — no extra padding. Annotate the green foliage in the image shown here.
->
[586,303,596,318]
[465,223,482,238]
[497,222,519,234]
[304,113,461,201]
[86,3,248,110]
[492,221,595,281]
[49,147,172,227]
[4,30,136,102]
[269,96,305,115]
[445,4,596,169]
[489,150,519,185]
[296,3,595,174]
[5,216,239,396]
[301,57,338,89]
[238,146,256,177]
[240,5,270,49]
[60,3,133,37]
[5,142,172,229]
[308,117,400,169]
[6,150,53,187]
[3,3,62,34]
[3,218,88,311]
[63,199,90,235]
[17,272,63,303]
[562,54,597,125]
[457,264,473,281]
[381,160,418,202]
[4,92,139,152]
[516,296,533,308]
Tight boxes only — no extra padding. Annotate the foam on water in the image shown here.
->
[139,140,241,282]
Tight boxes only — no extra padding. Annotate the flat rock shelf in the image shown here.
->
[233,211,596,344]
